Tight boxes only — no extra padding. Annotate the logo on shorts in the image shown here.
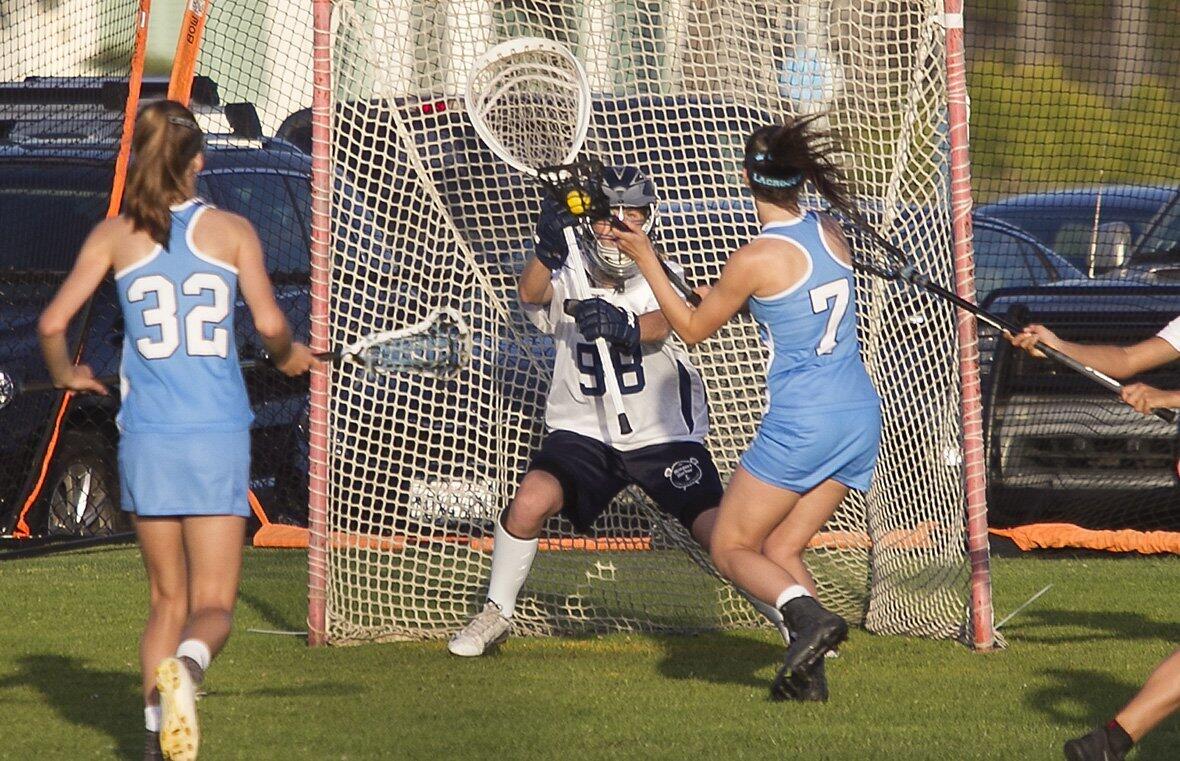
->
[665,458,703,490]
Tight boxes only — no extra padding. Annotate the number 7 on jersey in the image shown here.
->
[809,279,850,356]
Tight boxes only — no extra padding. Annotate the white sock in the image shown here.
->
[176,639,211,672]
[144,704,161,732]
[774,584,812,611]
[486,515,539,619]
[743,591,793,644]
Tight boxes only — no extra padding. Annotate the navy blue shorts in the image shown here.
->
[119,429,251,518]
[528,430,724,534]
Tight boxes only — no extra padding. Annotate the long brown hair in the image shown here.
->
[123,100,205,247]
[743,115,854,218]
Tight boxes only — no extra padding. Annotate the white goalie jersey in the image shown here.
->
[522,263,710,451]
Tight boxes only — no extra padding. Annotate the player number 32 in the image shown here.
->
[127,273,231,360]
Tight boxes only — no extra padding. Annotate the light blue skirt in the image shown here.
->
[119,429,251,517]
[740,405,881,494]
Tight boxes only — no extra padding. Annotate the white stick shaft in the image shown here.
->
[562,227,631,436]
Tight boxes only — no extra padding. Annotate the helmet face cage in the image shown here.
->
[587,165,659,283]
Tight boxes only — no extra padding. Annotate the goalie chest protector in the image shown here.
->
[523,265,709,451]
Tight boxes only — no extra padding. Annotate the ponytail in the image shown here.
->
[123,100,205,247]
[743,115,854,218]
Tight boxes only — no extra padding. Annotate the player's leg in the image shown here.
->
[155,515,246,761]
[761,478,850,702]
[447,470,564,657]
[689,508,792,644]
[178,514,247,663]
[1064,648,1180,761]
[710,470,848,696]
[1118,649,1180,740]
[135,516,187,759]
[762,478,849,597]
[628,442,794,644]
[449,431,624,656]
[707,466,803,603]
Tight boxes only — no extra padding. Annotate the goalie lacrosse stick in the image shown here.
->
[465,37,634,434]
[0,309,470,410]
[831,207,1176,423]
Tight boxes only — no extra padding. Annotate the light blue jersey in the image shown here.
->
[740,212,881,494]
[748,212,879,417]
[115,199,254,434]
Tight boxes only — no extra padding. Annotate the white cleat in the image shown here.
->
[155,657,199,761]
[448,602,511,657]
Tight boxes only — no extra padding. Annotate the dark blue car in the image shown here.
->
[0,82,312,537]
[977,184,1180,277]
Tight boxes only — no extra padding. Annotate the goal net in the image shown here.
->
[302,0,981,645]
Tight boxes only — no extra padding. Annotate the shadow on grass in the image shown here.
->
[1007,609,1180,645]
[655,631,782,690]
[238,589,305,634]
[1024,668,1138,728]
[208,682,361,699]
[0,653,141,759]
[1025,668,1179,761]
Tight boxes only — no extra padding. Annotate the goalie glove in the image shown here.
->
[568,297,640,350]
[533,196,578,271]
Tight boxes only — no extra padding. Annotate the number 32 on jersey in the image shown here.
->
[127,273,231,360]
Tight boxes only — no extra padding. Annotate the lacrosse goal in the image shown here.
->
[304,0,991,647]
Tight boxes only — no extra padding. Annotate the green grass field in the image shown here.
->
[1,546,1177,760]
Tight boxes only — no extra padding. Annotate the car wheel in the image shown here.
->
[45,430,127,537]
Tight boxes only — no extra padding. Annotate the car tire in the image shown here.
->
[44,430,128,537]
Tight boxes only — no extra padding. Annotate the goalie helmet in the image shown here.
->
[586,165,659,284]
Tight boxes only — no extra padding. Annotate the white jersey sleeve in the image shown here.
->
[1156,314,1180,353]
[534,264,709,451]
[521,270,562,335]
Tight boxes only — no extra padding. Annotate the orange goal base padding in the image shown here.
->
[990,524,1180,555]
[254,522,940,552]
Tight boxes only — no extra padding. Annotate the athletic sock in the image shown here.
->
[1105,719,1134,756]
[486,515,539,619]
[175,639,211,672]
[741,590,793,643]
[144,704,161,732]
[774,584,812,612]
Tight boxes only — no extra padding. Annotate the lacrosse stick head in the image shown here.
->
[464,37,591,176]
[536,157,642,283]
[351,309,471,380]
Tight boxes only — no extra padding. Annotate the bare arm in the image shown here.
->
[517,256,554,306]
[612,223,757,346]
[1010,325,1180,379]
[232,215,318,375]
[638,309,671,343]
[38,221,115,394]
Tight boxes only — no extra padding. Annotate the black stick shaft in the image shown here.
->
[850,218,1176,424]
[660,259,702,307]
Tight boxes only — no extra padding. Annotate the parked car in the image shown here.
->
[977,184,1180,277]
[0,77,312,536]
[981,282,1180,531]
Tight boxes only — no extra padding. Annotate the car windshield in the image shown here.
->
[203,170,309,275]
[980,189,1172,272]
[972,223,1061,300]
[1129,190,1180,264]
[0,164,111,271]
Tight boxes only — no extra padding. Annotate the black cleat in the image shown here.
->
[1063,726,1127,761]
[770,655,828,702]
[144,729,163,761]
[778,596,848,678]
